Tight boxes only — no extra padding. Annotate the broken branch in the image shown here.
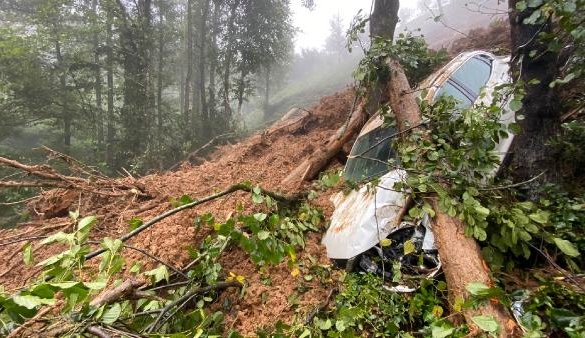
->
[85,184,303,260]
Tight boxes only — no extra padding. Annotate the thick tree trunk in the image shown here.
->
[508,0,560,200]
[386,59,516,337]
[370,0,399,40]
[430,199,515,336]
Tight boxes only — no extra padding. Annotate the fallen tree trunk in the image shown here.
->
[385,59,516,337]
[0,156,147,198]
[430,199,515,336]
[281,101,368,187]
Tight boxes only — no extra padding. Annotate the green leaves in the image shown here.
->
[100,303,122,324]
[472,315,499,334]
[12,294,56,309]
[23,242,33,266]
[144,265,169,283]
[553,238,580,257]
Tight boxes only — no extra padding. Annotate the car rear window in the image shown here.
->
[435,54,493,107]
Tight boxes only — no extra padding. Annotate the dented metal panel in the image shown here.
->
[322,169,408,259]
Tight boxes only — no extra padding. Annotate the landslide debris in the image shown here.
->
[0,89,354,335]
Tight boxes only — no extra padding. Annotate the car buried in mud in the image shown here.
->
[322,50,515,291]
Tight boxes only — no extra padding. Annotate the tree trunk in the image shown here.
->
[222,0,240,128]
[508,0,561,200]
[367,0,400,116]
[55,37,71,148]
[199,0,210,139]
[385,58,516,338]
[156,0,165,169]
[207,0,221,135]
[106,3,115,170]
[184,0,194,140]
[263,64,270,118]
[370,0,399,40]
[92,0,103,150]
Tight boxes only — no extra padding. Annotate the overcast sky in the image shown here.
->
[291,0,418,53]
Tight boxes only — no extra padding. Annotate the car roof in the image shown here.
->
[356,50,510,138]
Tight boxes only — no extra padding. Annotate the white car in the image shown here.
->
[322,51,514,290]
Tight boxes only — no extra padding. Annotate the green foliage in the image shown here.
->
[351,32,447,98]
[515,0,585,92]
[517,278,585,337]
[0,187,323,336]
[258,275,466,338]
[384,91,582,270]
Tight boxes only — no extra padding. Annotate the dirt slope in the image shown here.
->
[0,89,354,335]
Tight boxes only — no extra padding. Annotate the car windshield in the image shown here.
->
[344,126,397,182]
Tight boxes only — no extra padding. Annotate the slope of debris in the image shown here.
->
[0,89,354,335]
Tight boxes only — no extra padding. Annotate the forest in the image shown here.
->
[0,0,302,173]
[0,0,584,337]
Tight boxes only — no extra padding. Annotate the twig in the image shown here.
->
[337,93,361,140]
[0,196,39,206]
[356,120,427,158]
[0,236,49,247]
[85,184,302,260]
[86,326,111,338]
[145,280,191,292]
[526,242,585,292]
[90,279,145,307]
[478,171,546,191]
[6,300,64,338]
[167,133,234,171]
[304,287,338,325]
[120,243,188,280]
[145,281,243,333]
[37,145,109,180]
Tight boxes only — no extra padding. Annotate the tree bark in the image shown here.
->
[370,0,399,40]
[508,0,561,200]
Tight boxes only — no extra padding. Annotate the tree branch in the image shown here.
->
[85,184,303,260]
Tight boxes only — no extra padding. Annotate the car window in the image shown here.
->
[435,82,473,108]
[344,126,397,182]
[434,54,493,107]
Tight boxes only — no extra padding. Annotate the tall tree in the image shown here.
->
[508,0,561,200]
[324,13,346,62]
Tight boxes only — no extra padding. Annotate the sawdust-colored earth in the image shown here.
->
[0,89,354,335]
